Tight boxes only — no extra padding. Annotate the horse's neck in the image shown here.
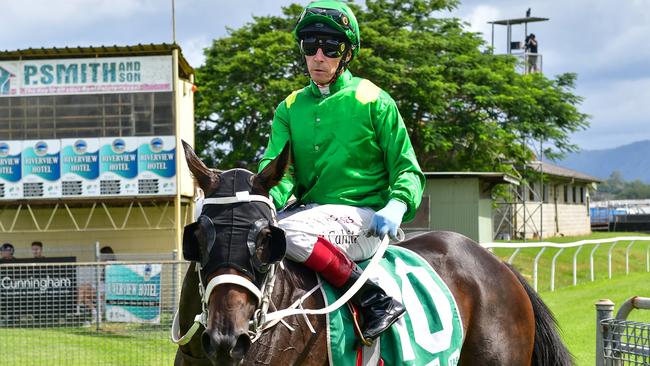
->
[245,261,328,365]
[271,261,321,308]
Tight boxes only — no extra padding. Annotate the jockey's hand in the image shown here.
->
[367,199,407,240]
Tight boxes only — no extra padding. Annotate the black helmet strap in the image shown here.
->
[326,45,352,85]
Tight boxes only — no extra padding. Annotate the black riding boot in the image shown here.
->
[343,265,406,341]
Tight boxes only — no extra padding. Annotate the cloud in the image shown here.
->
[178,36,212,68]
[452,0,650,150]
[573,77,650,149]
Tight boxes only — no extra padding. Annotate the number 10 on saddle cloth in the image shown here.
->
[321,246,463,366]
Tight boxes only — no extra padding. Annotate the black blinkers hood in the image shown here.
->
[183,169,283,284]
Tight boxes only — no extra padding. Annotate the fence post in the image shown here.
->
[573,245,584,286]
[533,247,546,292]
[95,241,101,330]
[172,249,178,314]
[507,247,521,265]
[608,241,618,279]
[590,243,601,281]
[550,248,564,291]
[624,241,635,275]
[595,299,615,366]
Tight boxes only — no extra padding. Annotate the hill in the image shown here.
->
[555,140,650,183]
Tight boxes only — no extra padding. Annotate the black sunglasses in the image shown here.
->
[300,37,348,58]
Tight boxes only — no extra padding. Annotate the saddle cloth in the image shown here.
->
[321,246,463,366]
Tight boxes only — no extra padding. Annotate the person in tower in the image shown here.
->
[258,0,425,342]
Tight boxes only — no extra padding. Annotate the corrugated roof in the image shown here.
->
[0,43,193,79]
[531,161,602,183]
[424,172,520,185]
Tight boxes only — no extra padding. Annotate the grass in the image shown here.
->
[492,232,650,366]
[0,326,177,365]
[541,271,650,366]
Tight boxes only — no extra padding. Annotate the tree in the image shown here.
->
[593,171,650,200]
[194,0,589,173]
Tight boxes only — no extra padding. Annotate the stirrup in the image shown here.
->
[347,302,373,347]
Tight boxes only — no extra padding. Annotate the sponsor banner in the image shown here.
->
[0,140,23,199]
[138,136,176,195]
[0,257,78,325]
[0,136,176,199]
[105,264,161,323]
[22,139,61,198]
[0,56,172,97]
[61,138,101,196]
[100,137,139,195]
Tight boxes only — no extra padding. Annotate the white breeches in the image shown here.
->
[278,204,380,263]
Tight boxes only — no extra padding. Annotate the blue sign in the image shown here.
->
[105,264,161,323]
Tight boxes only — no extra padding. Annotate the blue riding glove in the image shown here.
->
[367,199,407,240]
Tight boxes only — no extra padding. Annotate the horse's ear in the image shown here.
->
[182,140,220,194]
[254,142,291,193]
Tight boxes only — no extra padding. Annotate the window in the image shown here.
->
[580,187,584,204]
[563,185,568,203]
[0,92,174,139]
[572,186,577,203]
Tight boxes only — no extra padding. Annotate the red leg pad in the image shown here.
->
[303,237,354,288]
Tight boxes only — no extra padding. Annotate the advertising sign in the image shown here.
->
[0,56,172,97]
[0,136,177,199]
[105,264,161,323]
[0,258,78,325]
[22,139,61,198]
[99,137,139,196]
[138,136,176,195]
[61,138,100,196]
[0,140,22,199]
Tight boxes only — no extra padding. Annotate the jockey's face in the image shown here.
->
[305,47,342,86]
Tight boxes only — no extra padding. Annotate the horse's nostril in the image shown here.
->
[230,334,252,360]
[202,332,215,356]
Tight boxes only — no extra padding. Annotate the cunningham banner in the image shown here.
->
[0,55,172,97]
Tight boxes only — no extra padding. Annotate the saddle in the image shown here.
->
[320,245,463,366]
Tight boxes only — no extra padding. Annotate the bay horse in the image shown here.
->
[174,140,573,366]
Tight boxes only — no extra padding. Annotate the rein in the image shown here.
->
[171,191,398,348]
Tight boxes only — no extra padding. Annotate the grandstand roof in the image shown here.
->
[0,43,193,79]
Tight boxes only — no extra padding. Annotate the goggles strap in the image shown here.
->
[327,47,351,85]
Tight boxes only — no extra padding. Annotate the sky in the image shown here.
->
[1,0,648,151]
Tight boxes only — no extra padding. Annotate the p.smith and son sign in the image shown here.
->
[0,55,172,97]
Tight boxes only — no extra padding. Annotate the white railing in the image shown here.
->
[481,237,650,292]
[515,52,543,74]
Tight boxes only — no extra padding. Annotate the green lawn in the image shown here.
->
[541,271,650,366]
[492,232,650,366]
[0,326,177,365]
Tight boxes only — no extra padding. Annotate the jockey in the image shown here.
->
[259,0,425,341]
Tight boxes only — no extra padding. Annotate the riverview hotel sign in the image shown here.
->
[0,55,177,199]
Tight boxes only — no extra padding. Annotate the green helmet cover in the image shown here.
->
[293,1,360,58]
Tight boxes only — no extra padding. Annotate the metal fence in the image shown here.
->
[482,237,650,291]
[0,260,189,366]
[596,297,650,366]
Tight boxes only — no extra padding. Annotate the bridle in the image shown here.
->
[171,189,394,349]
[172,190,281,345]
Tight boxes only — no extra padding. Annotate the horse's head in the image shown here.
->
[181,140,290,365]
